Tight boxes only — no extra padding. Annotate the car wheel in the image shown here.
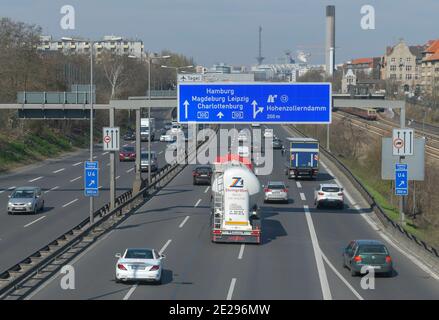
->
[342,259,346,269]
[155,277,162,285]
[115,277,121,284]
[41,201,45,212]
[33,206,38,215]
[386,270,393,278]
[8,211,13,215]
[350,268,358,277]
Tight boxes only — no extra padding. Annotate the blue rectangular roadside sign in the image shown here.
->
[178,82,332,124]
[84,161,99,197]
[395,163,408,196]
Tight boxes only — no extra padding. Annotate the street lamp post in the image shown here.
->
[89,40,95,224]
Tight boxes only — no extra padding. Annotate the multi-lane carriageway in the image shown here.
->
[0,112,171,274]
[1,116,439,300]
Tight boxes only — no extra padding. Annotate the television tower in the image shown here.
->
[256,26,265,65]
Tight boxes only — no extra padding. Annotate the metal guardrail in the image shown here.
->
[290,125,439,260]
[0,126,218,299]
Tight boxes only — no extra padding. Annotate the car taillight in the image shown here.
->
[119,153,124,157]
[318,192,324,196]
[251,230,260,235]
[283,189,288,193]
[338,192,344,196]
[353,256,362,263]
[192,172,198,176]
[117,264,127,270]
[213,229,222,235]
[385,256,392,264]
[150,265,160,271]
[264,188,271,193]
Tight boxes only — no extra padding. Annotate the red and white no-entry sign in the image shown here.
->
[104,135,111,144]
[393,138,404,149]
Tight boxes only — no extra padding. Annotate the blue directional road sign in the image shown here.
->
[395,163,408,196]
[84,161,99,197]
[178,82,331,124]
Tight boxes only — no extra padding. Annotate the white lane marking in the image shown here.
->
[296,181,302,188]
[320,251,364,300]
[7,186,16,191]
[123,239,172,300]
[179,216,190,228]
[28,176,43,183]
[194,199,202,207]
[226,278,237,300]
[116,176,120,180]
[62,198,78,208]
[93,156,98,159]
[204,186,210,193]
[99,186,103,189]
[72,162,82,166]
[52,168,65,174]
[158,151,163,155]
[102,152,109,155]
[70,176,81,183]
[238,244,245,260]
[24,216,46,228]
[126,168,134,173]
[123,284,138,301]
[300,192,306,201]
[303,205,332,300]
[159,239,172,254]
[44,186,59,194]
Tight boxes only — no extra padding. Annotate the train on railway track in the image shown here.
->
[341,107,378,121]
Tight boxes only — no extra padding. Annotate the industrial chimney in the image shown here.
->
[325,5,335,77]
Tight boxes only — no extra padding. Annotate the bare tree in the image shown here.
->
[99,51,129,99]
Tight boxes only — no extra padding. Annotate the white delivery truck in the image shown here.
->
[211,155,262,244]
[140,118,156,141]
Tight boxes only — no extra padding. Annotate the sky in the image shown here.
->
[1,0,438,67]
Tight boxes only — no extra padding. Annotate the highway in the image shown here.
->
[0,110,172,274]
[26,124,439,300]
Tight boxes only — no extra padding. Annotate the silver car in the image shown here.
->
[263,181,289,203]
[140,151,158,172]
[7,187,44,215]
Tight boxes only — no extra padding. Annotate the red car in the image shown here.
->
[119,146,136,161]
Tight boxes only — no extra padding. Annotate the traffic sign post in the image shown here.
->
[84,161,99,197]
[103,127,120,151]
[178,82,332,124]
[392,128,414,156]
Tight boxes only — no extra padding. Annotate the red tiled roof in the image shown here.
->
[351,58,373,65]
[424,39,439,61]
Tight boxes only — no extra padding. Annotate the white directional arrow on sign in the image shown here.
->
[183,100,190,119]
[217,112,224,119]
[252,100,264,119]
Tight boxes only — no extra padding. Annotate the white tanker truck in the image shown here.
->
[211,155,262,244]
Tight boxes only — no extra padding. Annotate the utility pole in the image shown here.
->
[109,107,116,210]
[89,40,94,225]
[399,103,406,225]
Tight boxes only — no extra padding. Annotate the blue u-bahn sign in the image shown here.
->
[178,82,331,124]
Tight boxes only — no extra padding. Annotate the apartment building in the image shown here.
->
[38,35,144,58]
[419,39,439,97]
[381,40,425,92]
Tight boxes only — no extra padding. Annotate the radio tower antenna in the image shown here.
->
[256,26,265,65]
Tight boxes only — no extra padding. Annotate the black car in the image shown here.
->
[193,166,213,185]
[272,138,283,149]
[123,130,136,141]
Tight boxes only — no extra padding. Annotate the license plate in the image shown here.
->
[131,266,145,270]
[13,208,26,211]
[370,266,381,269]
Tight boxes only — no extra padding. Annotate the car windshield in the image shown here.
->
[11,190,34,198]
[122,147,135,152]
[125,249,154,259]
[358,245,388,254]
[196,167,211,173]
[322,187,340,193]
[268,184,285,189]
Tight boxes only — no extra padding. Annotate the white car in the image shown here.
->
[314,184,344,209]
[263,129,274,138]
[160,133,176,142]
[115,248,165,284]
[237,145,250,158]
[263,181,289,203]
[238,131,249,142]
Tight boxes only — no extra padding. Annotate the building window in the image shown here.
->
[390,65,397,71]
[390,74,396,79]
[391,57,396,63]
[406,57,411,63]
[406,74,412,80]
[406,65,412,71]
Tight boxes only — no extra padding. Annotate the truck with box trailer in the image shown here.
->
[140,118,156,141]
[285,137,319,179]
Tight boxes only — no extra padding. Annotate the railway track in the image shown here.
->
[333,111,439,161]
